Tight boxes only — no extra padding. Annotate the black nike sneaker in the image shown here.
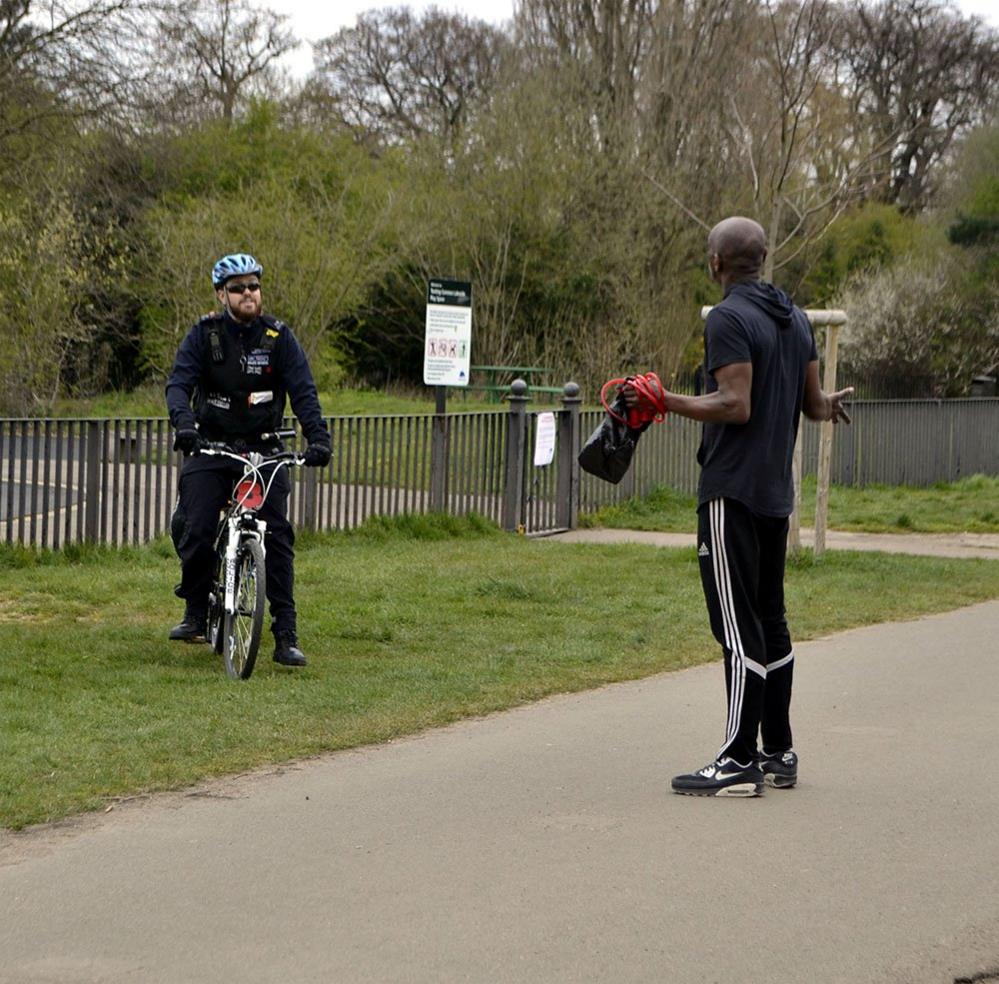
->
[759,749,798,788]
[671,757,764,797]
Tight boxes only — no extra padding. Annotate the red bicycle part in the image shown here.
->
[234,478,264,510]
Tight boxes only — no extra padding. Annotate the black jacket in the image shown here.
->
[165,312,330,449]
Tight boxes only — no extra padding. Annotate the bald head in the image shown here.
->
[707,217,767,283]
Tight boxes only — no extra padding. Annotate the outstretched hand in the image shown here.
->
[829,387,854,424]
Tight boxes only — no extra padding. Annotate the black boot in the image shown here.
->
[273,632,307,667]
[169,608,207,643]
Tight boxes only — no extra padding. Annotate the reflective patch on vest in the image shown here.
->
[206,393,231,410]
[248,391,274,406]
[241,348,273,376]
[258,322,281,353]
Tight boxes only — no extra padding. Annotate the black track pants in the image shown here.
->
[175,456,296,637]
[697,497,794,765]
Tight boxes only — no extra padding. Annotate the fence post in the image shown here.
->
[556,382,581,531]
[302,467,319,532]
[502,379,529,532]
[430,387,449,512]
[84,419,102,543]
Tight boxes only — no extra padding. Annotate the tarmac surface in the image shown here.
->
[2,532,999,983]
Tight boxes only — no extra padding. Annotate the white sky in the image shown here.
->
[272,0,999,78]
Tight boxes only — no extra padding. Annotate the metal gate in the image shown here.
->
[502,383,582,537]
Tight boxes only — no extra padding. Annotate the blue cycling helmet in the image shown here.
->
[211,253,263,288]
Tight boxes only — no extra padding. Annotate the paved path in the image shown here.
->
[554,526,999,559]
[3,597,999,983]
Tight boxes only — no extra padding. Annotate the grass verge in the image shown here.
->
[46,383,437,418]
[580,474,999,535]
[801,474,999,533]
[3,515,999,829]
[44,382,566,418]
[45,382,573,419]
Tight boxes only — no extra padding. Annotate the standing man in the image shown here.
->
[625,217,852,796]
[166,253,332,667]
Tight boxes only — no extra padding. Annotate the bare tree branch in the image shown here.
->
[641,169,712,230]
[308,7,509,146]
[142,0,297,128]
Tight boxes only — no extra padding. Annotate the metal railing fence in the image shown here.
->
[579,398,999,512]
[0,402,544,550]
[807,398,999,488]
[2,395,997,550]
[0,418,182,551]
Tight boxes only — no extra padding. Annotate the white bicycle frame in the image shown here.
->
[200,447,301,615]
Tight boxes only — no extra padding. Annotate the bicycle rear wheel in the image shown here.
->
[223,538,266,680]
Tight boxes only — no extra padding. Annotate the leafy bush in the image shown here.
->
[0,178,108,414]
[836,245,999,397]
[800,203,935,305]
[136,106,400,379]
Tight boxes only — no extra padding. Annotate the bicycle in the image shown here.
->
[196,431,304,680]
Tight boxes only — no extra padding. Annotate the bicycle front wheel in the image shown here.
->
[223,538,266,680]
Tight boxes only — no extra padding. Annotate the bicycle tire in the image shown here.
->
[207,592,224,655]
[222,538,266,680]
[208,526,227,655]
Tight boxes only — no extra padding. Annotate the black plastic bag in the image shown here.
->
[577,395,649,484]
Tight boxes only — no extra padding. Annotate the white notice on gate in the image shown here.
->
[534,412,556,467]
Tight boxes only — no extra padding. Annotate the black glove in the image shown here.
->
[173,428,201,454]
[303,444,331,468]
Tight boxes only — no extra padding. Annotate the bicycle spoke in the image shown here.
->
[228,554,258,673]
[222,538,265,680]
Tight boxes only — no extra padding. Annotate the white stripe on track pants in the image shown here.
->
[697,497,795,765]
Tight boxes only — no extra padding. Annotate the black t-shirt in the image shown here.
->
[697,280,818,518]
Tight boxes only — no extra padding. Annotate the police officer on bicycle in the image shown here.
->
[166,253,332,667]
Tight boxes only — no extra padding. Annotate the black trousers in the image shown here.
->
[174,456,296,638]
[697,497,795,765]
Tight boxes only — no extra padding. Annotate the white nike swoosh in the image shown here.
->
[715,769,750,781]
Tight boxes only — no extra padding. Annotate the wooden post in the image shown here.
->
[812,310,846,559]
[788,431,804,554]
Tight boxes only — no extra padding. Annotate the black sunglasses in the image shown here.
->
[226,282,261,295]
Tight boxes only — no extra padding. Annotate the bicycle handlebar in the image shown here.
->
[194,445,305,515]
[196,443,304,465]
